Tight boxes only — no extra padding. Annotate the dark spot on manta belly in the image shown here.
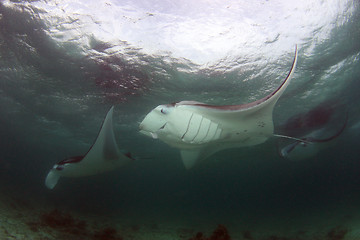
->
[257,121,266,128]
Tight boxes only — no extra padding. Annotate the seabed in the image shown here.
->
[1,182,360,240]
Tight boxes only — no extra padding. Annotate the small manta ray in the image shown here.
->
[45,106,135,189]
[278,111,348,161]
[277,99,341,137]
[139,46,298,169]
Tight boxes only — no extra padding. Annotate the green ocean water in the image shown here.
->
[0,1,360,239]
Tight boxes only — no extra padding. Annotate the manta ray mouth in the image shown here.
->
[139,123,167,139]
[150,123,167,139]
[139,129,158,139]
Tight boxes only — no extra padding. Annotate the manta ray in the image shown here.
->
[139,46,298,169]
[278,105,348,161]
[278,120,347,161]
[277,99,341,137]
[45,106,134,189]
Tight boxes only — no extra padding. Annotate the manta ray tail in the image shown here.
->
[273,134,312,144]
[45,169,60,189]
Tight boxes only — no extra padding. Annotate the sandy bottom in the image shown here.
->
[0,183,360,240]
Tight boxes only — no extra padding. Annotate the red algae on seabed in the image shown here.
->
[187,224,351,240]
[188,224,231,240]
[26,208,123,240]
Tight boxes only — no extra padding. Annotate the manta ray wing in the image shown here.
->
[140,46,298,168]
[81,106,119,162]
[45,106,133,189]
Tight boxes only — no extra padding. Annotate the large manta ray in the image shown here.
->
[140,46,298,169]
[45,106,134,189]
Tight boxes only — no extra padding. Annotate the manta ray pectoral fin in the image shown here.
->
[89,106,120,160]
[80,106,123,163]
[180,150,202,169]
[45,169,60,189]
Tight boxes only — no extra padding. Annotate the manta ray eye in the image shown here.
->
[160,108,167,114]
